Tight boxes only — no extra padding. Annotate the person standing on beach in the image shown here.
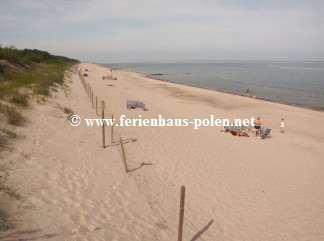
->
[246,88,250,96]
[254,117,262,137]
[280,118,285,133]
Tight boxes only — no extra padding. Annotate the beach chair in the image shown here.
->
[260,128,271,139]
[260,126,266,134]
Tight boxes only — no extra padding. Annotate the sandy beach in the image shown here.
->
[2,62,324,241]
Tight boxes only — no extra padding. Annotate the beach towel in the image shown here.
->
[127,100,145,110]
[230,130,238,136]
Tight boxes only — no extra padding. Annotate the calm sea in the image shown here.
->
[107,61,324,110]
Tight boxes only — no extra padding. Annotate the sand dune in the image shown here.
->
[2,63,324,241]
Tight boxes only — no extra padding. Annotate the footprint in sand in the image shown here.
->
[48,173,60,181]
[25,197,45,208]
[117,200,129,207]
[61,197,73,205]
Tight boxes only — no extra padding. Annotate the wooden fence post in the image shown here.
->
[95,96,98,115]
[91,91,94,108]
[119,137,128,173]
[90,86,92,100]
[178,185,186,241]
[102,101,105,148]
[111,114,114,143]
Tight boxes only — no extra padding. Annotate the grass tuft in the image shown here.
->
[0,183,21,200]
[9,92,29,108]
[0,127,17,139]
[3,105,25,125]
[0,135,6,148]
[0,210,9,230]
[62,107,73,115]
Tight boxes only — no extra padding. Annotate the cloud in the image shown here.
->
[0,0,323,61]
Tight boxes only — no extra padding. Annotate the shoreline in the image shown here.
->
[148,75,324,112]
[103,64,324,112]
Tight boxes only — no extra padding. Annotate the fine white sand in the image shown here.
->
[2,63,324,241]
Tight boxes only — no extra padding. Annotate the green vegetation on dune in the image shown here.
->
[0,45,79,125]
[0,45,79,232]
[0,44,78,66]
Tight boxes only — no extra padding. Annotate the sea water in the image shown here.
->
[107,61,324,110]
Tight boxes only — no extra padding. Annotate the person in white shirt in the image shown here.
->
[280,118,285,133]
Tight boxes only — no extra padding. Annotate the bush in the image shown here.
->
[0,45,78,101]
[0,64,4,73]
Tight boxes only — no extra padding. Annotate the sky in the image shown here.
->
[0,0,323,63]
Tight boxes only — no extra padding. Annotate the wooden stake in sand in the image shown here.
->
[91,91,94,108]
[111,114,114,143]
[119,137,128,173]
[95,96,98,115]
[90,86,92,101]
[178,185,186,241]
[102,101,105,148]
